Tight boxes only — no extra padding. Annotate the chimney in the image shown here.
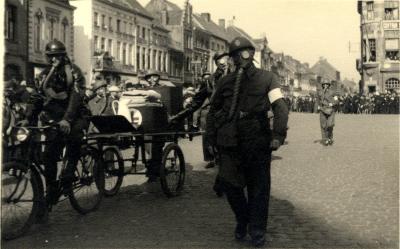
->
[161,10,168,25]
[228,16,235,27]
[336,71,341,81]
[201,13,211,22]
[218,19,225,29]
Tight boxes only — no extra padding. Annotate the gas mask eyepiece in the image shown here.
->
[240,50,251,60]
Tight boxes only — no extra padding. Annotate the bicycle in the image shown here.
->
[1,124,105,240]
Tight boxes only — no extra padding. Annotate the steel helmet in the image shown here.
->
[229,36,255,56]
[202,72,211,78]
[45,39,67,55]
[321,79,331,86]
[213,51,229,63]
[91,80,107,91]
[108,85,120,92]
[144,69,160,80]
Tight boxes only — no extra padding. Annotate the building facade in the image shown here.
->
[194,15,229,74]
[192,13,211,82]
[27,0,75,79]
[72,0,169,86]
[145,0,193,84]
[149,21,170,79]
[4,0,28,81]
[357,0,400,93]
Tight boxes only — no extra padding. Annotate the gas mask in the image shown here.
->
[47,54,65,68]
[232,49,254,69]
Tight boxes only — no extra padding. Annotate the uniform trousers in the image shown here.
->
[319,112,335,140]
[43,118,87,186]
[218,117,272,237]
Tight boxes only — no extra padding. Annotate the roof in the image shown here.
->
[310,57,339,81]
[145,0,184,25]
[98,0,153,19]
[193,14,230,42]
[164,0,182,11]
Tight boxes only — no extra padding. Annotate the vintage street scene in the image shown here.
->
[1,0,399,248]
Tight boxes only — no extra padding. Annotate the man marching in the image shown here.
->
[206,36,288,247]
[316,79,337,146]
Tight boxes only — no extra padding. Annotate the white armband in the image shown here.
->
[268,88,284,104]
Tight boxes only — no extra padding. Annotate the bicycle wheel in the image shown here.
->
[160,143,185,197]
[69,147,104,214]
[1,162,42,240]
[102,147,124,197]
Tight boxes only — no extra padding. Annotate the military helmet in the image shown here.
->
[213,51,229,62]
[45,39,67,55]
[144,69,160,80]
[202,72,211,78]
[229,36,255,55]
[321,79,331,86]
[91,80,107,91]
[108,85,120,92]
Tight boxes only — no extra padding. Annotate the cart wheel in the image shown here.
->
[103,147,124,197]
[160,143,185,197]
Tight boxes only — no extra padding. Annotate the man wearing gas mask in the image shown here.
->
[22,39,88,206]
[170,51,230,124]
[206,37,288,247]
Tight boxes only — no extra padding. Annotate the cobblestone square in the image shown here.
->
[2,113,399,248]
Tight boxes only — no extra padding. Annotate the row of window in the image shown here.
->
[363,38,400,62]
[6,5,70,52]
[94,11,135,35]
[194,38,226,52]
[184,33,193,49]
[364,2,399,20]
[136,46,168,72]
[94,36,134,65]
[94,36,168,71]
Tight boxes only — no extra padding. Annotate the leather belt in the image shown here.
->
[238,111,266,120]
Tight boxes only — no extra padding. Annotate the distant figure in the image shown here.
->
[316,79,337,146]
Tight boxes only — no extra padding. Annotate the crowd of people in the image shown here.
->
[285,91,399,114]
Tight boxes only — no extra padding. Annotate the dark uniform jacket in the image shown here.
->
[26,63,86,124]
[207,64,286,147]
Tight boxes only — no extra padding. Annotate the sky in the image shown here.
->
[137,0,361,81]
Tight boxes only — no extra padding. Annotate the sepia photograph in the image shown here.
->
[1,0,399,248]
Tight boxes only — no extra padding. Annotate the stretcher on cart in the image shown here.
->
[86,85,202,197]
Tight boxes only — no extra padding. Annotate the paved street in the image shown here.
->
[2,113,399,249]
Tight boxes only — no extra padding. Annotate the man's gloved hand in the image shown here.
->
[58,119,71,134]
[270,139,281,151]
